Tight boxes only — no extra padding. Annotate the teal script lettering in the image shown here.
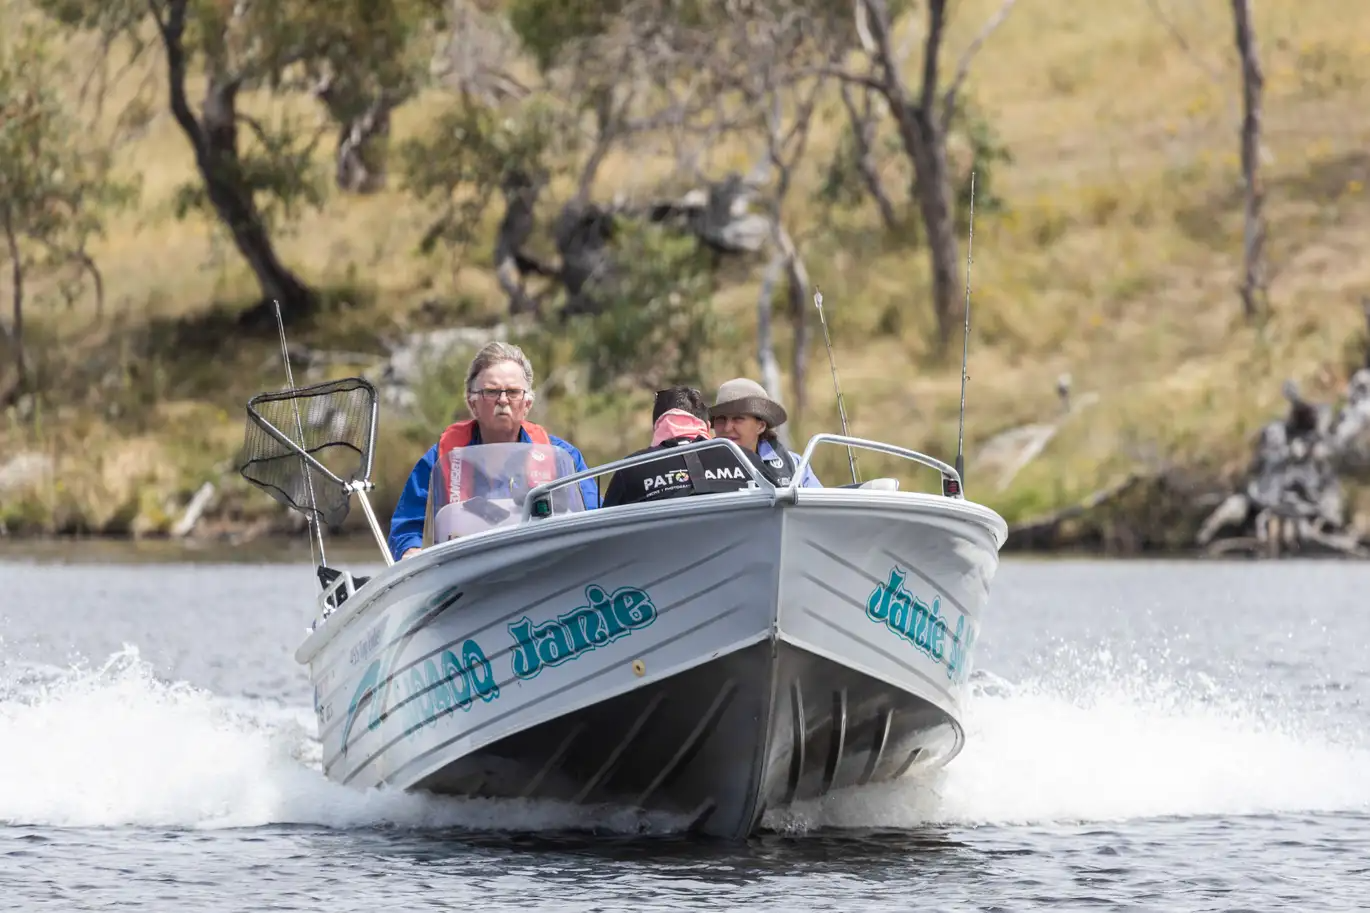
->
[865,567,975,683]
[509,584,657,681]
[392,639,500,733]
[341,638,499,753]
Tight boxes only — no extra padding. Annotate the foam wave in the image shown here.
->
[770,649,1370,832]
[2,646,1365,834]
[0,647,679,833]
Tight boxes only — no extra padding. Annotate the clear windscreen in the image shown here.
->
[423,442,586,545]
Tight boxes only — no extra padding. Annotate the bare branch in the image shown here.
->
[31,237,106,319]
[807,64,886,92]
[148,0,203,153]
[837,79,900,232]
[942,0,1018,126]
[234,111,273,146]
[919,0,947,114]
[1143,0,1226,85]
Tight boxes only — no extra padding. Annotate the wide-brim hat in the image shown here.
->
[709,377,788,428]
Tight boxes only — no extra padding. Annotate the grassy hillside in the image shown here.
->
[3,0,1370,546]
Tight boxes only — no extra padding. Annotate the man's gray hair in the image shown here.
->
[464,340,535,399]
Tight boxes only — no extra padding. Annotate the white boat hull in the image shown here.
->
[300,487,1005,839]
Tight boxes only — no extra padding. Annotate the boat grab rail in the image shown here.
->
[791,433,964,498]
[520,437,777,522]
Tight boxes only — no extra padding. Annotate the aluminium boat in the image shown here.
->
[237,375,1008,839]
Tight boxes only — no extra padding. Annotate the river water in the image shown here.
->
[1,548,1367,911]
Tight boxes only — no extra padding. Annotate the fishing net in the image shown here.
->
[238,377,378,528]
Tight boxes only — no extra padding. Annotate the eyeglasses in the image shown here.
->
[472,387,527,402]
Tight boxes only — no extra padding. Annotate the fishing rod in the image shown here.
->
[948,170,977,500]
[813,287,860,485]
[273,299,327,567]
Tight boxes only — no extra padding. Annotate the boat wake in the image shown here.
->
[1,645,1366,834]
[772,647,1370,832]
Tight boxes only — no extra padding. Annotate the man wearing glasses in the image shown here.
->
[386,341,600,561]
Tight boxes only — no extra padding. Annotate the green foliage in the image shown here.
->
[169,110,329,232]
[139,0,445,93]
[949,97,1013,227]
[506,0,625,72]
[407,339,483,431]
[30,0,146,46]
[400,95,569,255]
[0,27,138,222]
[0,21,139,380]
[567,219,719,392]
[38,0,446,239]
[280,0,448,141]
[816,123,902,210]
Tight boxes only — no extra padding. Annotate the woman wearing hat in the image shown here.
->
[708,378,822,488]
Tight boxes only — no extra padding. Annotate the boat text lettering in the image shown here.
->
[380,639,501,735]
[865,567,975,683]
[642,465,745,491]
[341,638,499,752]
[508,584,657,681]
[349,620,387,666]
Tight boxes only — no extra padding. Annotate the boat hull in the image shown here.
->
[301,489,1004,839]
[418,638,966,838]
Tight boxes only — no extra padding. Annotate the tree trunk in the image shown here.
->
[773,225,810,432]
[335,97,397,194]
[787,265,809,431]
[756,250,786,448]
[858,0,961,354]
[2,210,25,392]
[493,171,545,316]
[1231,0,1268,322]
[198,78,315,321]
[314,72,409,196]
[895,105,959,352]
[153,0,314,323]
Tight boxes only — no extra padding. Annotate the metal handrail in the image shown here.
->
[790,433,964,498]
[520,437,778,522]
[314,567,357,620]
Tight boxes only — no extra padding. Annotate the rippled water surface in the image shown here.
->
[2,550,1367,911]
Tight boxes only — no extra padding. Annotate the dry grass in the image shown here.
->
[5,0,1370,537]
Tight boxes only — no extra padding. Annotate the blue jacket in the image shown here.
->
[759,439,822,488]
[387,427,600,561]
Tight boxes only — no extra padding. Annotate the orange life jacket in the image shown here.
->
[434,419,558,505]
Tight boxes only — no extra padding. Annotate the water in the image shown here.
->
[1,552,1367,910]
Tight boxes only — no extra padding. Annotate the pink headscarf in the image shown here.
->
[651,409,713,447]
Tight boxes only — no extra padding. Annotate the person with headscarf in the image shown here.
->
[601,385,773,508]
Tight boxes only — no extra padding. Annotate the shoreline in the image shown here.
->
[0,526,1312,564]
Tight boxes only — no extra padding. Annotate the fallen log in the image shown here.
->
[171,481,217,538]
[1004,472,1148,552]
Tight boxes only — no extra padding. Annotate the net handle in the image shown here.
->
[245,404,352,490]
[244,380,380,490]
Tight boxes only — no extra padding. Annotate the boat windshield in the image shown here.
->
[423,442,586,545]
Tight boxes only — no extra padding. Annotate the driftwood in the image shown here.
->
[1197,370,1370,557]
[647,174,772,255]
[488,170,780,321]
[171,481,217,538]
